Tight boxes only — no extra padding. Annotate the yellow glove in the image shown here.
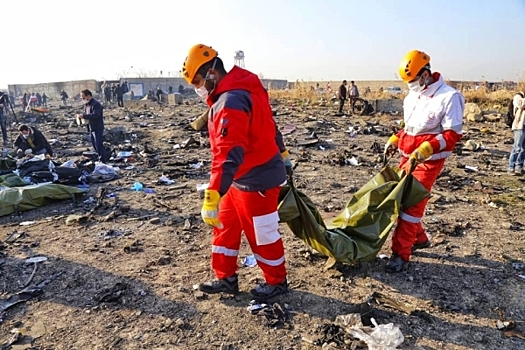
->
[410,141,433,162]
[384,134,399,156]
[201,189,223,228]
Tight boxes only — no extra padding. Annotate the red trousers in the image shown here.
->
[211,186,287,285]
[391,157,446,261]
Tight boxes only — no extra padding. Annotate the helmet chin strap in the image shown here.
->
[205,58,218,92]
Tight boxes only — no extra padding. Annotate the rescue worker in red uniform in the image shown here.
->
[182,44,290,298]
[384,50,465,272]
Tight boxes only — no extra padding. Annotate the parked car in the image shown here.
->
[384,86,402,95]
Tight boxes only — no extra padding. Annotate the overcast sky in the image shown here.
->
[2,0,524,87]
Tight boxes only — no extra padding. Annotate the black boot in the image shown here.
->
[385,253,408,273]
[198,274,239,294]
[250,278,288,299]
[412,240,431,252]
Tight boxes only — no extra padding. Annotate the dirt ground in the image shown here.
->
[1,94,525,350]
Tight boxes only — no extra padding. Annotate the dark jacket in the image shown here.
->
[0,94,7,113]
[82,98,104,132]
[14,127,54,156]
[116,85,124,98]
[339,84,347,99]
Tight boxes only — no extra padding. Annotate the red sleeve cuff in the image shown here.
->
[428,138,441,153]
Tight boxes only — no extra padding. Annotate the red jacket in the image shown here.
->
[206,66,286,195]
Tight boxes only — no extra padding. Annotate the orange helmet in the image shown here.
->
[398,50,431,83]
[181,44,218,84]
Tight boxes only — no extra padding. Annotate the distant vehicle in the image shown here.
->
[384,86,402,95]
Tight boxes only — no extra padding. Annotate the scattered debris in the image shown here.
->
[247,301,292,329]
[0,272,63,313]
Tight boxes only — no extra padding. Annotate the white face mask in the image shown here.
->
[408,74,431,93]
[194,85,209,100]
[194,59,217,100]
[407,80,422,93]
[22,134,29,139]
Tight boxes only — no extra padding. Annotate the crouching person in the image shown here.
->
[14,124,54,159]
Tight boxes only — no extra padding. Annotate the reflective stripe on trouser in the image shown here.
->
[391,157,446,261]
[211,186,286,285]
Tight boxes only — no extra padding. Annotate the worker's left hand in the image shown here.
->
[410,141,433,162]
[384,134,399,156]
[201,189,223,228]
[281,150,292,175]
[45,154,51,159]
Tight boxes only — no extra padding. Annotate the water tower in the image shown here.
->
[234,50,245,68]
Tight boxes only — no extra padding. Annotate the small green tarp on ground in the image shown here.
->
[0,173,30,187]
[278,165,429,265]
[0,158,17,171]
[0,182,85,217]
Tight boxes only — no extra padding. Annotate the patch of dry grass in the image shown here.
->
[268,81,317,101]
[268,81,524,108]
[462,88,514,105]
[267,81,405,105]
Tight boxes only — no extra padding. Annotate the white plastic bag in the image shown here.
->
[349,318,404,350]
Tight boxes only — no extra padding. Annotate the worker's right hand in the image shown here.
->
[410,141,433,163]
[201,189,223,229]
[384,134,399,156]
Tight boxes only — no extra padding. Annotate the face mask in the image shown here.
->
[407,80,422,93]
[22,134,28,139]
[408,74,429,93]
[194,85,209,100]
[82,98,89,104]
[194,59,218,100]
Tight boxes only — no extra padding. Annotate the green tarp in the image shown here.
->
[0,173,29,188]
[0,183,85,217]
[0,158,17,171]
[278,164,429,265]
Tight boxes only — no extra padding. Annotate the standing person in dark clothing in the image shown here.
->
[60,90,69,105]
[111,84,117,101]
[2,92,10,116]
[178,84,184,94]
[121,81,129,94]
[36,93,42,107]
[116,84,124,107]
[22,93,28,111]
[9,92,15,108]
[76,89,106,162]
[42,93,48,107]
[168,85,173,94]
[104,84,112,103]
[156,86,164,103]
[338,80,347,114]
[0,93,9,146]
